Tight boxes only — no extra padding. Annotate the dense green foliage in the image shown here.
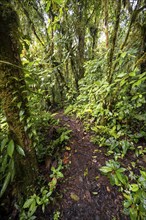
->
[0,0,146,219]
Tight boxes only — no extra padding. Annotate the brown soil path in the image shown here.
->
[55,111,129,220]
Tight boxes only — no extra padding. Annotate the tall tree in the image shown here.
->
[0,2,38,196]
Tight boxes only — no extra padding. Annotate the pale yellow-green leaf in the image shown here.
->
[65,146,71,151]
[70,193,80,201]
[84,168,88,177]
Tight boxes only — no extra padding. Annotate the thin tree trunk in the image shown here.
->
[104,0,109,48]
[107,0,121,84]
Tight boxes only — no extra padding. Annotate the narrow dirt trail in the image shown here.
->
[55,111,129,220]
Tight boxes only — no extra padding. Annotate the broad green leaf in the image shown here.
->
[42,204,45,213]
[113,174,121,186]
[23,198,34,208]
[0,172,11,197]
[109,173,117,186]
[53,0,63,5]
[16,145,25,156]
[140,170,146,178]
[135,79,143,86]
[124,200,133,208]
[1,155,8,172]
[36,196,41,205]
[139,71,146,79]
[116,171,126,185]
[25,77,36,85]
[129,72,136,77]
[1,138,8,151]
[9,158,14,170]
[129,207,138,220]
[106,160,120,169]
[120,78,126,86]
[28,216,36,220]
[17,102,22,109]
[121,52,127,58]
[29,200,37,215]
[129,184,139,192]
[10,167,15,182]
[46,1,51,12]
[57,171,64,178]
[139,176,146,189]
[99,166,113,173]
[7,140,15,158]
[42,189,48,196]
[123,193,131,200]
[118,167,126,172]
[140,199,146,212]
[117,72,127,78]
[19,110,24,117]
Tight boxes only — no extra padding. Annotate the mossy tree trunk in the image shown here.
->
[0,3,38,195]
[107,0,121,84]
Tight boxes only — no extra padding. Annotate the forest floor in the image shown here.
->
[0,111,134,220]
[46,111,130,220]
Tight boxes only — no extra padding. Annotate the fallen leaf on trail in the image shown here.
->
[65,146,71,151]
[70,193,80,201]
[95,175,99,180]
[63,158,69,164]
[84,168,88,177]
[106,186,111,192]
[63,152,70,164]
[92,159,97,163]
[84,190,92,202]
[92,192,98,195]
[94,149,99,153]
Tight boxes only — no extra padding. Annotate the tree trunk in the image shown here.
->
[77,2,85,79]
[141,24,146,73]
[107,0,121,84]
[0,3,38,196]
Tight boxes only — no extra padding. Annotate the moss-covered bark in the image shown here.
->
[0,3,38,195]
[107,0,121,84]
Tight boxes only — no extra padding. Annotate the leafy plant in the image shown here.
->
[99,160,128,186]
[53,210,60,220]
[135,145,146,157]
[20,162,64,219]
[0,137,25,197]
[123,170,146,220]
[50,162,64,179]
